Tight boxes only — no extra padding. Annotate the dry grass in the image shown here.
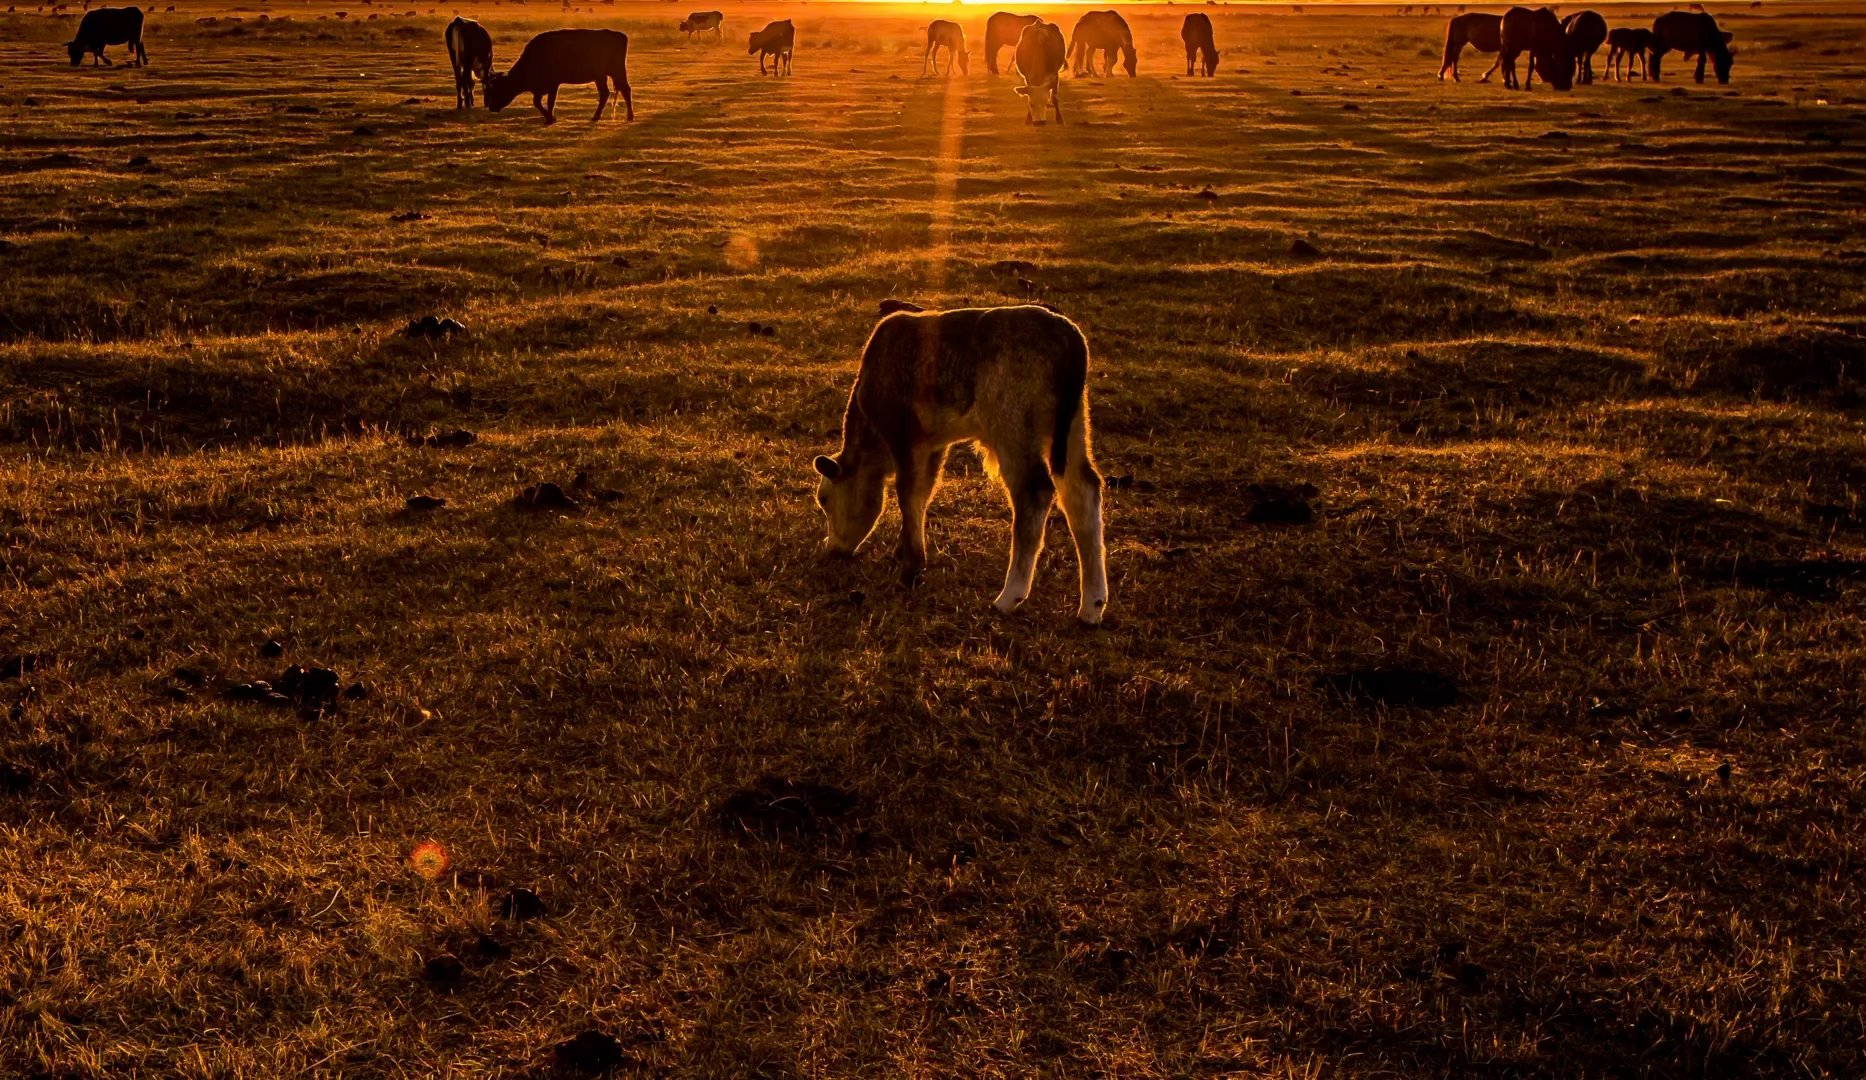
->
[2,0,1865,1074]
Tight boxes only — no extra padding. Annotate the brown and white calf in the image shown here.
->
[680,10,723,41]
[748,19,794,75]
[813,305,1108,625]
[1013,19,1066,124]
[445,17,492,108]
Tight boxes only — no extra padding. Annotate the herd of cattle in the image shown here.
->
[1440,7,1735,88]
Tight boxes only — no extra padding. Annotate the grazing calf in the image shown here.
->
[984,11,1039,75]
[749,19,793,75]
[812,305,1108,625]
[444,17,492,109]
[1562,9,1606,83]
[1181,12,1218,76]
[1013,19,1066,124]
[1498,5,1571,90]
[1606,26,1655,80]
[679,10,722,41]
[1438,11,1501,81]
[922,19,968,76]
[1651,11,1732,83]
[1068,9,1135,77]
[67,5,145,66]
[484,29,633,124]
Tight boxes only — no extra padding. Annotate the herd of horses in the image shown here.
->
[1440,7,1735,88]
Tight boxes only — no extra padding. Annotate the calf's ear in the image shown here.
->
[813,455,842,479]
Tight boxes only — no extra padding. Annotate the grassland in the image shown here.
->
[2,0,1865,1074]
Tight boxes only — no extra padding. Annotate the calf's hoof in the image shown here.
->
[991,593,1026,616]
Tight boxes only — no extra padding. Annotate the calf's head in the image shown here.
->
[812,454,886,557]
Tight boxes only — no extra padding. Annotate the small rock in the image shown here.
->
[555,1030,626,1073]
[411,428,477,448]
[848,589,865,606]
[352,124,376,136]
[422,954,464,989]
[343,681,368,699]
[1539,129,1570,140]
[127,154,151,167]
[514,482,578,512]
[748,320,762,333]
[259,639,284,658]
[1288,237,1322,258]
[0,654,46,681]
[475,932,508,958]
[404,494,446,511]
[1135,479,1157,494]
[1341,102,1360,111]
[706,304,717,315]
[501,887,545,920]
[0,762,32,793]
[389,209,429,222]
[611,256,630,268]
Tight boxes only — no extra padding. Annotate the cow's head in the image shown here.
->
[678,19,691,31]
[748,31,762,54]
[66,39,84,65]
[812,453,886,558]
[482,71,520,112]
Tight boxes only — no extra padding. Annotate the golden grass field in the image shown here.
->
[2,0,1865,1073]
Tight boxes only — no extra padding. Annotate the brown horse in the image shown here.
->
[1438,12,1502,82]
[1499,5,1571,90]
[1561,10,1606,84]
[1605,26,1655,80]
[1651,11,1733,84]
[1181,12,1217,76]
[1067,9,1135,78]
[984,11,1039,75]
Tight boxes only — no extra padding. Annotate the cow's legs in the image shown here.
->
[1694,53,1706,83]
[992,455,1056,616]
[1057,455,1107,626]
[617,73,633,120]
[921,41,933,76]
[892,444,947,585]
[759,50,768,75]
[592,76,608,121]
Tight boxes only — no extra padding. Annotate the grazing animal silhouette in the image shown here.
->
[748,18,793,75]
[1498,5,1571,90]
[1181,12,1218,76]
[1651,11,1732,83]
[68,5,145,65]
[679,10,722,41]
[1013,18,1066,123]
[1438,11,1502,81]
[984,11,1039,75]
[1664,14,1731,83]
[1561,10,1606,83]
[1068,9,1135,78]
[812,305,1108,625]
[484,28,632,124]
[1605,26,1651,80]
[444,17,492,108]
[922,19,968,76]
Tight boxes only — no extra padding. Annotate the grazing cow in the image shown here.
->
[67,5,146,66]
[1068,9,1135,78]
[1013,18,1066,123]
[922,19,968,76]
[679,10,722,41]
[484,28,632,124]
[1181,12,1218,76]
[1498,6,1571,90]
[1605,26,1656,80]
[1561,9,1606,83]
[1437,11,1501,81]
[1651,11,1732,83]
[812,305,1108,625]
[984,11,1039,75]
[444,17,492,108]
[749,18,793,75]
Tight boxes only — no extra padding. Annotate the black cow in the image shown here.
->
[445,17,493,109]
[484,28,633,124]
[68,5,146,66]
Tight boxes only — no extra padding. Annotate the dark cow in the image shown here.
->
[1651,10,1733,83]
[1498,5,1571,90]
[1014,19,1067,124]
[1561,10,1606,83]
[1606,26,1656,80]
[679,10,723,41]
[484,29,633,124]
[749,19,793,75]
[1068,9,1135,78]
[812,305,1108,625]
[445,17,492,109]
[68,5,146,66]
[1438,12,1501,81]
[1181,12,1218,76]
[984,11,1039,75]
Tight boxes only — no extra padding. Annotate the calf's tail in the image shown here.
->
[1051,333,1088,475]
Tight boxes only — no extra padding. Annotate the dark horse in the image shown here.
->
[1438,11,1501,81]
[1606,26,1656,81]
[1650,10,1733,84]
[1181,12,1218,76]
[1499,6,1572,90]
[1561,10,1606,84]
